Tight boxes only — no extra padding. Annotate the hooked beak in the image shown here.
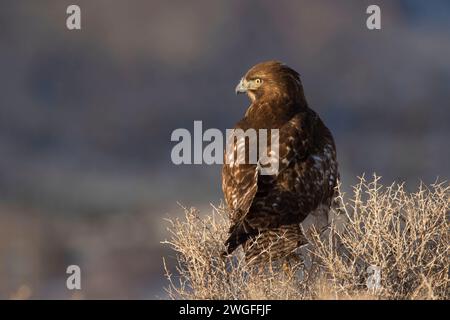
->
[235,78,247,95]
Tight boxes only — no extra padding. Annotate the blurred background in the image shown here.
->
[0,0,449,299]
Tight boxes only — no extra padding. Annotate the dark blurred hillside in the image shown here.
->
[0,0,449,298]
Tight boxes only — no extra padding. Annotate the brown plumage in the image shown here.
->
[222,61,339,264]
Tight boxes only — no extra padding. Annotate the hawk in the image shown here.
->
[222,61,339,264]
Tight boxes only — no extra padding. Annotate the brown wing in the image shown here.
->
[244,111,316,229]
[222,110,312,252]
[222,109,338,254]
[263,115,335,215]
[222,100,297,224]
[222,127,259,223]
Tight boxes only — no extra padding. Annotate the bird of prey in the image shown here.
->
[222,61,339,264]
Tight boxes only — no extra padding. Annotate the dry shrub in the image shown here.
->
[163,175,449,300]
[162,204,315,299]
[311,175,449,299]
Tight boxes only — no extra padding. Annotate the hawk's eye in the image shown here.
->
[255,78,262,85]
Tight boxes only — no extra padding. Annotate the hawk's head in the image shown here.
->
[235,60,305,104]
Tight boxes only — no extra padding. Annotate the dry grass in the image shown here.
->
[162,175,449,300]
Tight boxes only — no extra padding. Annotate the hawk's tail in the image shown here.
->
[223,221,256,256]
[244,224,307,265]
